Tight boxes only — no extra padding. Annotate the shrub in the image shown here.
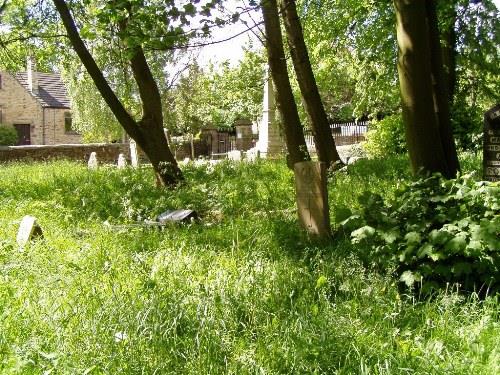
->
[337,173,500,294]
[363,114,406,157]
[0,124,18,145]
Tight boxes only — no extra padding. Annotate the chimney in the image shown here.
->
[27,56,38,94]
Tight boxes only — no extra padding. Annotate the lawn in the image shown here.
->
[0,155,498,374]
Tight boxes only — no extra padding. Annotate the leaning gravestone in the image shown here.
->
[129,140,139,168]
[294,161,331,238]
[17,215,43,247]
[88,152,98,169]
[483,104,500,182]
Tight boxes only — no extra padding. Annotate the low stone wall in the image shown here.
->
[0,143,130,164]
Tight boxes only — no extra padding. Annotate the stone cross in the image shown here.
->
[88,152,98,169]
[16,215,43,247]
[117,153,127,168]
[256,66,285,157]
[129,140,139,167]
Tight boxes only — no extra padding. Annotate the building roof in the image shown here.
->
[14,72,71,109]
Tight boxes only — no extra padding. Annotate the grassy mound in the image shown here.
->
[0,156,498,374]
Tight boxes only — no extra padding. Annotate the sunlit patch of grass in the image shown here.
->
[0,154,497,374]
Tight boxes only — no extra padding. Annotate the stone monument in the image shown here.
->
[483,104,500,182]
[294,161,331,238]
[117,153,127,168]
[88,152,98,169]
[129,140,139,167]
[256,67,285,157]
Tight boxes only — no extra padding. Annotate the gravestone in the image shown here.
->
[246,147,260,162]
[117,153,127,168]
[17,215,43,247]
[88,152,98,169]
[227,150,243,161]
[157,209,198,224]
[483,104,500,182]
[294,161,331,238]
[129,140,139,167]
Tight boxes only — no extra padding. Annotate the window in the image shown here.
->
[64,112,73,133]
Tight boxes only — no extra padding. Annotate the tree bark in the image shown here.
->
[261,0,310,168]
[279,0,342,168]
[394,0,451,176]
[425,0,460,177]
[441,2,457,104]
[53,0,182,187]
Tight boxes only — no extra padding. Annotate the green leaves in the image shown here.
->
[339,173,500,293]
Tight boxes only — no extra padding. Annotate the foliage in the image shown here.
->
[338,173,500,294]
[166,47,265,134]
[363,114,407,157]
[0,124,18,145]
[0,156,498,373]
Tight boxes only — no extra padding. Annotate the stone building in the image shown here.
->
[0,59,81,145]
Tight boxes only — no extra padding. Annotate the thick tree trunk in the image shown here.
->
[280,0,342,168]
[261,0,310,168]
[53,0,182,187]
[425,0,460,177]
[394,0,451,176]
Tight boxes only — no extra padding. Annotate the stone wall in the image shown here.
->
[0,72,82,145]
[0,143,129,164]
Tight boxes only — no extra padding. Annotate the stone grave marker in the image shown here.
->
[157,209,198,224]
[227,150,243,161]
[245,147,260,162]
[483,104,500,182]
[88,152,98,169]
[117,153,127,168]
[294,161,331,238]
[130,140,139,167]
[17,215,43,247]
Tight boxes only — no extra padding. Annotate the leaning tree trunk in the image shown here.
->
[261,0,310,168]
[394,0,452,176]
[53,0,182,187]
[280,0,342,168]
[425,0,460,177]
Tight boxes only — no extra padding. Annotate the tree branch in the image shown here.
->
[52,0,141,141]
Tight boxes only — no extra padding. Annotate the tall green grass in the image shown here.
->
[0,155,498,374]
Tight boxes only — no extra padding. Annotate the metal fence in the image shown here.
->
[305,121,369,148]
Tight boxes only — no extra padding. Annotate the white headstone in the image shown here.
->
[227,150,242,161]
[17,215,43,247]
[129,140,139,167]
[245,147,260,162]
[117,153,127,168]
[88,152,98,169]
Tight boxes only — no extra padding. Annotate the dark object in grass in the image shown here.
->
[157,209,198,224]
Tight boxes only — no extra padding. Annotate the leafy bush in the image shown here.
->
[363,114,406,157]
[0,124,18,146]
[338,173,500,294]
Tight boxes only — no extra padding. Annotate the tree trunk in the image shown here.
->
[53,0,182,187]
[441,2,457,104]
[261,0,310,168]
[394,0,451,176]
[279,0,342,168]
[425,0,460,177]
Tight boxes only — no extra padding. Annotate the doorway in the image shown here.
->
[14,124,31,145]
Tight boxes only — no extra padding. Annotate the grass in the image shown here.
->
[0,155,498,374]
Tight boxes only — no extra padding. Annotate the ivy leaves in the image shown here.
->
[338,174,500,294]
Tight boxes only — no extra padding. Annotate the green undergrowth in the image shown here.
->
[0,155,498,374]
